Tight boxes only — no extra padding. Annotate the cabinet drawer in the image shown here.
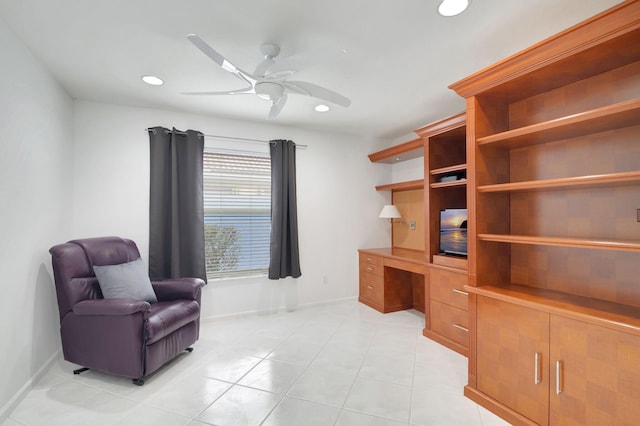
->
[359,261,383,277]
[359,253,383,267]
[430,300,469,348]
[359,273,383,305]
[430,267,468,310]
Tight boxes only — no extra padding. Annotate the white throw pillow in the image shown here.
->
[93,258,157,303]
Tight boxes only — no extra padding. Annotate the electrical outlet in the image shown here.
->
[409,221,416,230]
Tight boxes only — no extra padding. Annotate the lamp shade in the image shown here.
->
[378,204,402,219]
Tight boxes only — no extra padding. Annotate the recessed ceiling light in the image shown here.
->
[142,75,164,86]
[438,0,469,17]
[314,104,330,112]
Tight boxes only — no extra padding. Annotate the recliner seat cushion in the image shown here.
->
[146,300,200,345]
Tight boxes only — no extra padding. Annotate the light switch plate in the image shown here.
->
[409,221,416,230]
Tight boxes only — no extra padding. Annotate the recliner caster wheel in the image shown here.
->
[132,378,144,386]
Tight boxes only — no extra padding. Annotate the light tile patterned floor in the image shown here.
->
[3,300,511,425]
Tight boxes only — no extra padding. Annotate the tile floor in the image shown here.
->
[3,300,511,426]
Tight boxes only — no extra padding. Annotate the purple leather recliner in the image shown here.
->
[49,236,204,385]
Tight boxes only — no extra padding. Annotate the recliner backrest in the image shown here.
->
[49,236,142,322]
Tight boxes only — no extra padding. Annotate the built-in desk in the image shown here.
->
[358,248,426,313]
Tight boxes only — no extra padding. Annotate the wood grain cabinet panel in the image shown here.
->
[549,316,640,425]
[430,300,469,348]
[430,267,468,310]
[476,297,550,426]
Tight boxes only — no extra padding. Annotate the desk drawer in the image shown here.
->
[359,253,383,267]
[430,300,469,348]
[359,261,383,277]
[359,272,383,305]
[430,267,468,311]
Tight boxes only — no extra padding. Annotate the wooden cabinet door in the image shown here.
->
[550,316,640,425]
[477,296,550,426]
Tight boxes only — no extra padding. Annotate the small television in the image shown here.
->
[439,209,468,257]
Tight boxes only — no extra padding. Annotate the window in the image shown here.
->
[203,148,271,279]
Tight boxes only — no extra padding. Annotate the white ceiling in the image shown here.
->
[0,0,621,139]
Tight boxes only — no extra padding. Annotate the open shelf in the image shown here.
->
[477,98,640,148]
[431,163,467,176]
[466,284,640,335]
[368,138,423,164]
[430,179,467,189]
[375,179,424,191]
[477,170,640,192]
[478,233,640,252]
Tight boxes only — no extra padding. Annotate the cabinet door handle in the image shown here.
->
[555,360,563,394]
[452,289,469,296]
[452,323,468,332]
[534,353,541,385]
[367,285,374,290]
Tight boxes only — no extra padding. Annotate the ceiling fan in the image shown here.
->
[183,34,351,119]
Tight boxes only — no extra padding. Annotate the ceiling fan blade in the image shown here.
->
[284,81,351,107]
[268,92,288,120]
[254,57,275,77]
[262,69,297,81]
[187,34,256,85]
[181,86,255,96]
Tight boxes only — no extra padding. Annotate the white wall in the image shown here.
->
[0,17,74,417]
[391,156,424,183]
[73,100,390,318]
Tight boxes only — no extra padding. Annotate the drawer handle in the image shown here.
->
[367,257,373,261]
[452,289,468,296]
[367,285,374,290]
[534,352,541,385]
[556,360,563,395]
[367,267,374,271]
[451,323,468,332]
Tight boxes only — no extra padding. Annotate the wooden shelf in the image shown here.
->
[466,284,640,335]
[430,179,467,189]
[430,163,467,176]
[477,98,640,148]
[368,138,423,164]
[478,233,640,252]
[375,179,424,191]
[477,170,640,192]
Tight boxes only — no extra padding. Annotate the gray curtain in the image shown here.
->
[148,126,207,282]
[269,139,301,279]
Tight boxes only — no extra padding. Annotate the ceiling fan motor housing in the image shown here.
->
[255,81,284,102]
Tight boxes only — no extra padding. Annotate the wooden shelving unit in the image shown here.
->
[450,2,640,424]
[415,112,470,356]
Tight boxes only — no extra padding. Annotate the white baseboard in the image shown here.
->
[0,350,60,423]
[201,296,358,322]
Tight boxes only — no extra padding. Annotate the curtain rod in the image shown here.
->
[145,128,308,149]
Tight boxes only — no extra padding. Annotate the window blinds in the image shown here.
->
[203,150,271,279]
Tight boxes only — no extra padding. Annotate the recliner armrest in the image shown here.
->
[73,298,151,316]
[152,278,204,302]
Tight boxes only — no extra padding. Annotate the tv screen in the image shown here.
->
[439,209,468,256]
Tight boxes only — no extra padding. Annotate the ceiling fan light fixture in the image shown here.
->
[255,82,284,102]
[438,0,469,17]
[314,104,330,112]
[141,75,164,86]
